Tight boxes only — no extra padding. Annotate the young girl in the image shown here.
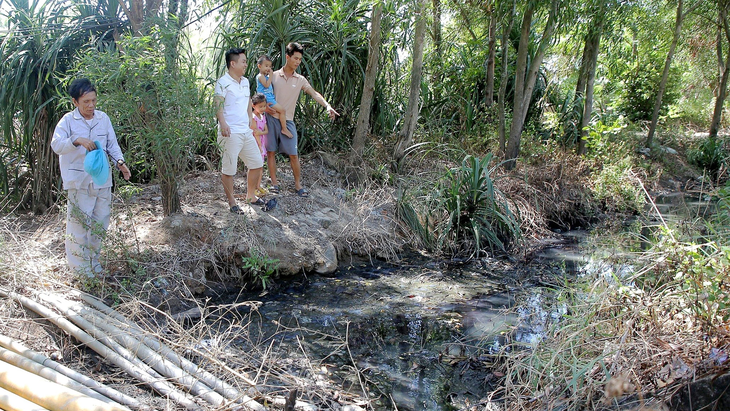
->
[251,93,269,196]
[256,55,293,138]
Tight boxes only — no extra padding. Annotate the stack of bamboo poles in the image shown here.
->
[0,288,265,411]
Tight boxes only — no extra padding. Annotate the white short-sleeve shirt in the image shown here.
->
[215,72,251,133]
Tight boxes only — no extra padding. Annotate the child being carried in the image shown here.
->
[256,55,293,138]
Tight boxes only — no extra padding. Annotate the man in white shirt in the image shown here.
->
[51,78,131,278]
[215,48,264,214]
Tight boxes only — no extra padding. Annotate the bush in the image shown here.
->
[618,61,681,123]
[75,33,214,215]
[687,136,727,177]
[399,154,520,257]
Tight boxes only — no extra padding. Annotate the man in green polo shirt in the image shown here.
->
[265,42,338,198]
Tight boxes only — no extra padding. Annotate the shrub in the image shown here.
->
[75,32,214,216]
[399,154,520,257]
[687,136,727,177]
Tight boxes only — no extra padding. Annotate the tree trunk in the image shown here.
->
[498,0,516,154]
[710,5,730,139]
[351,2,383,161]
[393,0,427,169]
[31,108,57,214]
[432,0,442,83]
[646,0,697,147]
[161,179,180,216]
[485,6,497,107]
[578,19,603,155]
[567,32,592,147]
[504,0,559,169]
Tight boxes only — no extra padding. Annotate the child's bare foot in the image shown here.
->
[282,128,293,138]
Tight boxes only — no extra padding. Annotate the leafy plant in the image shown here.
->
[0,0,108,212]
[400,154,520,258]
[75,32,214,215]
[687,136,727,177]
[240,249,279,290]
[591,157,645,213]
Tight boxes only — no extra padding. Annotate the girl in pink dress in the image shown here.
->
[251,93,269,196]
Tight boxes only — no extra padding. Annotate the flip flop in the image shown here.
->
[295,188,309,198]
[249,197,265,206]
[269,185,280,194]
[262,198,277,212]
[230,205,245,215]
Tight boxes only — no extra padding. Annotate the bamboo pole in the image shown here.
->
[0,289,200,410]
[44,295,228,407]
[0,358,130,411]
[34,294,201,410]
[0,335,142,410]
[0,345,120,405]
[0,386,49,411]
[74,293,263,403]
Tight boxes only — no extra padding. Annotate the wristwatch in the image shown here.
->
[117,159,125,167]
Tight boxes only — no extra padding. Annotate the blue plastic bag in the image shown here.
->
[83,141,109,186]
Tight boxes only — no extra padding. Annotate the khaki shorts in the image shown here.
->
[218,131,264,176]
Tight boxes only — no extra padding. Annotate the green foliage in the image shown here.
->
[75,33,214,215]
[641,231,730,326]
[399,154,520,258]
[618,57,681,123]
[214,0,368,153]
[0,0,102,212]
[240,249,279,290]
[687,136,727,177]
[591,157,645,213]
[707,183,730,241]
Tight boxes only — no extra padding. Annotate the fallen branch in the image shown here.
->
[75,292,263,402]
[44,294,228,407]
[0,385,50,411]
[0,345,120,406]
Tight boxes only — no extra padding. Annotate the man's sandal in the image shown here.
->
[269,185,280,194]
[230,205,245,215]
[249,197,265,206]
[295,188,310,198]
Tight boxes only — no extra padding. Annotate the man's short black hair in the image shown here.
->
[286,42,304,56]
[252,93,267,105]
[225,48,246,68]
[68,78,96,100]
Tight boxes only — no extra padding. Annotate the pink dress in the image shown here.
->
[253,113,267,161]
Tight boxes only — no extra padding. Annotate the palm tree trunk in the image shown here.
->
[351,2,383,161]
[393,0,427,169]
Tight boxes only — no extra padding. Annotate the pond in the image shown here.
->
[219,193,715,410]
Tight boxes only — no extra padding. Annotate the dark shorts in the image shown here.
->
[265,113,298,156]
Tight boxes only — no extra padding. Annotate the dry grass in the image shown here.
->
[488,248,730,411]
[0,204,373,410]
[498,150,599,241]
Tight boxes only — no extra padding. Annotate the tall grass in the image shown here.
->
[487,194,730,410]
